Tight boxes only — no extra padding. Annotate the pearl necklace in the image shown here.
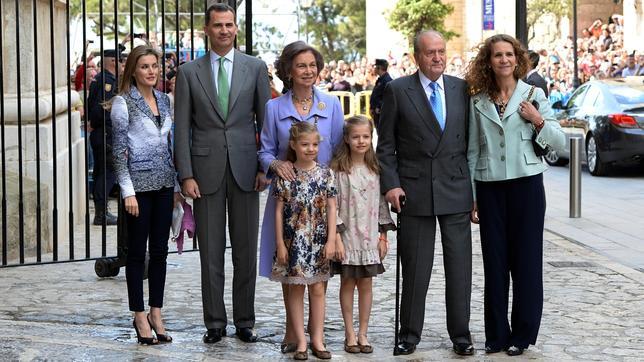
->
[292,92,313,111]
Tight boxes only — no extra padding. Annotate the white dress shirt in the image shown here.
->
[210,48,234,93]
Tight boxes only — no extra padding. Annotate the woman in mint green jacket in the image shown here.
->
[464,34,565,357]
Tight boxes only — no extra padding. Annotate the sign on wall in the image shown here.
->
[483,0,495,30]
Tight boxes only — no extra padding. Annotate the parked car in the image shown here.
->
[547,77,644,176]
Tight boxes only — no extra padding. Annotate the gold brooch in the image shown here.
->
[317,101,326,110]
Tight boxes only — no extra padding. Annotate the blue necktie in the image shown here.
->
[429,82,444,131]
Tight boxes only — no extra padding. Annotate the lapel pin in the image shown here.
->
[317,101,326,110]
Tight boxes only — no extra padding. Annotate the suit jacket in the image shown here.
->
[467,79,565,199]
[111,87,179,198]
[525,70,549,97]
[376,72,473,216]
[370,72,393,110]
[174,50,271,195]
[258,88,344,175]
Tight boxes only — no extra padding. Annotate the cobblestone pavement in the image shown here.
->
[1,190,643,361]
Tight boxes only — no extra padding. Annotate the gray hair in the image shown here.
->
[413,30,445,54]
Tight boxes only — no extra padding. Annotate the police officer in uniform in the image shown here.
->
[87,48,124,225]
[369,58,393,128]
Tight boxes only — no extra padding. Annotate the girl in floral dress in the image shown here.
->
[330,115,395,354]
[271,122,338,360]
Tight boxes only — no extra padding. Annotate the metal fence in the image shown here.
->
[0,0,249,269]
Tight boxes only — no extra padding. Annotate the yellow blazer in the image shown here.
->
[467,80,565,198]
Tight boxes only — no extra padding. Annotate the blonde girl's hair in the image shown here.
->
[330,115,380,174]
[286,122,320,163]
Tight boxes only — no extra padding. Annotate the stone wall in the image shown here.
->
[1,0,86,263]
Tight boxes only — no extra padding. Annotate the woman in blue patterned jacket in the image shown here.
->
[110,45,182,345]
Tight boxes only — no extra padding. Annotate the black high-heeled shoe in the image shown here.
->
[147,314,173,343]
[133,319,158,345]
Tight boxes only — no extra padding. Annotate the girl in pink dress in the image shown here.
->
[330,115,395,354]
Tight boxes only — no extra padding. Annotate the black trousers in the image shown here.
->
[476,173,545,350]
[90,130,116,211]
[125,187,173,312]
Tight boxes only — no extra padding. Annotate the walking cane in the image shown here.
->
[392,195,405,356]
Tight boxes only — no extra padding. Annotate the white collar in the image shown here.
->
[210,48,235,64]
[418,71,444,91]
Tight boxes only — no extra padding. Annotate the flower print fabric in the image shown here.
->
[332,165,395,278]
[270,164,337,285]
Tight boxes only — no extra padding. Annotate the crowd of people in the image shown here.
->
[68,4,638,360]
[257,13,641,107]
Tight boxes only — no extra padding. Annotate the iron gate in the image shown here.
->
[0,0,252,270]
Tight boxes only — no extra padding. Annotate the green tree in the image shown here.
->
[527,0,571,42]
[304,0,366,62]
[387,0,457,47]
[71,0,209,44]
[237,18,286,56]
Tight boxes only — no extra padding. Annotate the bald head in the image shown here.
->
[413,30,445,55]
[413,30,447,81]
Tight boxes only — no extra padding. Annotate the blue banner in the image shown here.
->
[483,0,494,30]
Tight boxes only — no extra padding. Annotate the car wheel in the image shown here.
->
[544,149,569,166]
[586,134,609,176]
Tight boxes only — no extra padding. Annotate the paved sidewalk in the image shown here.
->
[543,166,644,272]
[1,209,643,361]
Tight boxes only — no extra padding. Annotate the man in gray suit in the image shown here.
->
[376,30,474,356]
[174,3,270,344]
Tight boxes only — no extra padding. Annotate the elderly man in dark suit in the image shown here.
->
[369,58,393,127]
[174,3,270,344]
[525,50,548,97]
[376,30,474,356]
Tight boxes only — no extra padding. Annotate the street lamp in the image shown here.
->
[300,0,313,43]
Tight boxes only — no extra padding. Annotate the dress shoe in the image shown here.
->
[310,345,331,359]
[147,314,172,343]
[344,340,361,353]
[506,346,524,356]
[485,346,504,353]
[293,350,308,360]
[93,211,117,226]
[394,341,416,355]
[203,328,226,343]
[453,342,474,355]
[133,319,158,345]
[281,342,297,353]
[235,327,258,343]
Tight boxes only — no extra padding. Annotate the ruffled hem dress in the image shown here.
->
[330,165,395,278]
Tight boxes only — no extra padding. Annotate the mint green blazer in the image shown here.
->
[467,80,565,199]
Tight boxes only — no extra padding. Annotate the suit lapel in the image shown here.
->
[475,96,502,126]
[129,87,156,122]
[405,73,442,141]
[227,50,248,117]
[502,80,530,121]
[195,54,225,121]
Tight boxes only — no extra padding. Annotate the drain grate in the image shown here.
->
[548,261,598,268]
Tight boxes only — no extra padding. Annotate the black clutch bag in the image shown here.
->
[526,86,549,157]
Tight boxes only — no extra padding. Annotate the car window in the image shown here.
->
[608,86,644,106]
[566,85,588,108]
[582,86,602,110]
